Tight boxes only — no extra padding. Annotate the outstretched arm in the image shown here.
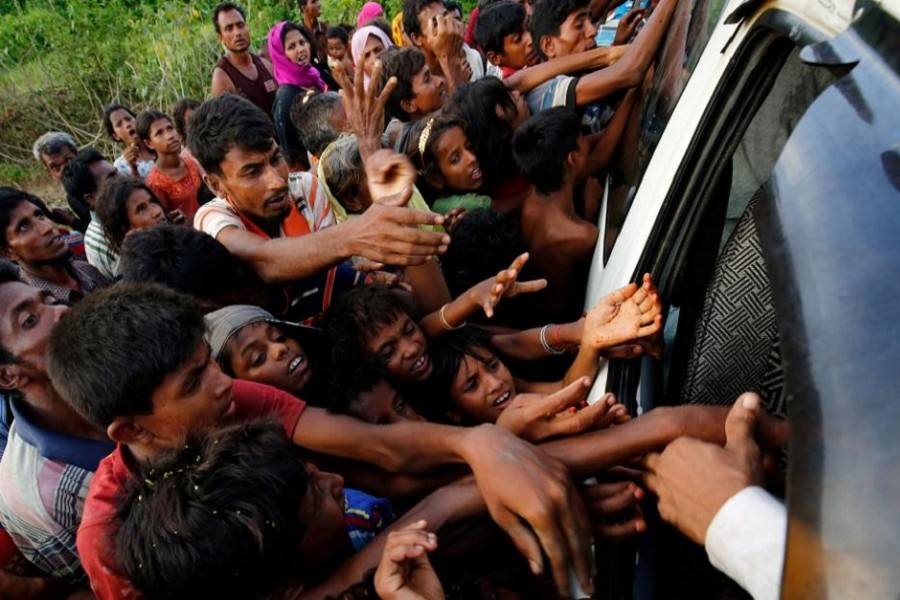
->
[505,45,628,93]
[575,0,679,106]
[291,411,594,596]
[419,252,546,337]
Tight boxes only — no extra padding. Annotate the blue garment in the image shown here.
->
[342,488,396,552]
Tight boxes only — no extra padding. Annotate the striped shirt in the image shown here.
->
[84,211,120,280]
[0,399,114,582]
[18,260,111,304]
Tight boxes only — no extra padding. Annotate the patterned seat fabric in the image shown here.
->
[678,191,786,417]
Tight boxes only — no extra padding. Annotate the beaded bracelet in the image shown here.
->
[540,324,566,355]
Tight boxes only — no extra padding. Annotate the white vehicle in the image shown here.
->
[584,0,900,596]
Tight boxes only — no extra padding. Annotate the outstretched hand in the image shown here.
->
[374,521,444,600]
[469,252,547,319]
[497,380,629,442]
[581,479,646,542]
[366,149,417,206]
[584,273,662,349]
[614,8,646,45]
[643,392,767,545]
[460,425,594,596]
[333,59,396,157]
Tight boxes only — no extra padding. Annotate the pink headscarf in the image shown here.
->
[351,26,394,90]
[267,21,326,90]
[357,2,384,28]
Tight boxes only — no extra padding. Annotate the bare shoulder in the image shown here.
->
[211,66,236,96]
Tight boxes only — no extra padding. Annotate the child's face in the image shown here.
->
[360,34,387,78]
[364,313,432,383]
[352,379,425,425]
[126,188,167,232]
[327,37,347,61]
[284,28,312,67]
[449,348,516,424]
[434,126,483,191]
[296,463,353,573]
[501,27,537,70]
[225,322,313,397]
[409,65,447,115]
[109,108,138,144]
[145,117,181,155]
[136,341,237,452]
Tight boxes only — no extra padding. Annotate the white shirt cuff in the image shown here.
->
[705,486,787,600]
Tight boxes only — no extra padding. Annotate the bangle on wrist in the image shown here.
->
[552,324,564,348]
[540,324,566,355]
[439,303,465,331]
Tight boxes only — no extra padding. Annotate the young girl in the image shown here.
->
[102,103,155,180]
[447,78,533,214]
[351,25,393,90]
[96,179,169,253]
[135,110,204,223]
[269,21,327,171]
[172,97,202,170]
[404,112,492,214]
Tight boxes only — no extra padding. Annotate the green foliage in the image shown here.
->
[0,0,475,185]
[0,0,291,183]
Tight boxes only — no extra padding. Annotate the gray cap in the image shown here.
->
[204,305,323,366]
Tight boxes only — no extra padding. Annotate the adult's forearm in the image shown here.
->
[541,405,729,478]
[242,225,352,283]
[506,46,614,92]
[576,0,678,104]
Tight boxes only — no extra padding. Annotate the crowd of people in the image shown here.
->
[0,0,791,598]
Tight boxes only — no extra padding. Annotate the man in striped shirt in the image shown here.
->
[0,262,112,594]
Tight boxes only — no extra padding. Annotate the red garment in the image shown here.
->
[465,7,480,47]
[500,64,519,79]
[76,380,306,600]
[145,157,203,222]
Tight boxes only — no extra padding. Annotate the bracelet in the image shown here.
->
[552,324,563,348]
[540,324,566,355]
[439,304,465,331]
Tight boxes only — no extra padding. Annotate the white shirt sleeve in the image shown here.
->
[193,198,245,239]
[705,486,787,600]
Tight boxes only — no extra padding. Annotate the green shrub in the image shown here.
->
[0,0,473,185]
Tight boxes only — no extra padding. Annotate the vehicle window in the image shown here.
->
[602,0,728,262]
[662,45,837,410]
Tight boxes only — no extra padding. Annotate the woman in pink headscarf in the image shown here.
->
[268,21,327,171]
[357,1,385,28]
[350,25,394,91]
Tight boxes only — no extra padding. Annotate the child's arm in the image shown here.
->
[490,273,659,362]
[295,478,484,599]
[574,0,678,106]
[559,275,661,388]
[496,379,631,442]
[374,521,445,600]
[418,253,547,337]
[584,88,638,175]
[504,45,628,93]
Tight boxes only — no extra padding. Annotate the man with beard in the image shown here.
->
[0,188,110,303]
[191,94,448,323]
[210,2,278,117]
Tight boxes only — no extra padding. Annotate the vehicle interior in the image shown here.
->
[588,2,853,597]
